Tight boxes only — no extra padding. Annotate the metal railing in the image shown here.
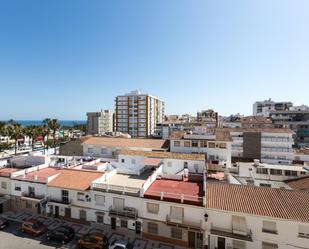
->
[109,206,138,219]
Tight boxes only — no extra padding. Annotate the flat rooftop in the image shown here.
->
[144,178,204,206]
[13,167,61,183]
[0,168,20,178]
[106,171,150,189]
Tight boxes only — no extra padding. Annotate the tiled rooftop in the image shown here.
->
[206,182,309,223]
[82,136,169,149]
[144,178,204,206]
[13,167,61,183]
[48,169,104,190]
[119,150,205,161]
[285,176,309,191]
[0,168,20,178]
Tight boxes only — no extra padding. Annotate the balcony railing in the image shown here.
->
[48,197,71,205]
[109,206,138,219]
[210,225,252,242]
[166,214,202,230]
[22,192,45,200]
[92,182,141,197]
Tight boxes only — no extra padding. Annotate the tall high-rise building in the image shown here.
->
[87,109,114,135]
[253,99,292,117]
[115,90,165,138]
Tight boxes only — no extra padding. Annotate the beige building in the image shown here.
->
[115,90,165,138]
[87,109,114,135]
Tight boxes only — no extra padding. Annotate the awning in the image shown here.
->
[140,157,162,166]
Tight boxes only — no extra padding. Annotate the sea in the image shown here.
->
[1,120,86,127]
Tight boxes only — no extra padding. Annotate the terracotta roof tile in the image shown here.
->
[119,150,205,161]
[206,182,309,223]
[48,169,104,191]
[285,176,309,191]
[82,136,169,149]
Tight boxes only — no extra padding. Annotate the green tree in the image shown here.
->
[6,120,24,155]
[24,125,41,150]
[43,118,61,149]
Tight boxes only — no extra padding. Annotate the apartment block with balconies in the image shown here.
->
[115,90,165,138]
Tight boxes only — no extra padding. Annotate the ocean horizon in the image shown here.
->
[0,120,86,127]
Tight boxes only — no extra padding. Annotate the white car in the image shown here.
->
[108,240,134,249]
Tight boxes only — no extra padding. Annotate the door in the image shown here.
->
[80,210,86,221]
[54,206,59,218]
[188,231,196,248]
[37,203,41,214]
[217,237,226,249]
[113,197,124,210]
[65,208,71,218]
[111,217,116,230]
[0,203,3,214]
[135,221,141,234]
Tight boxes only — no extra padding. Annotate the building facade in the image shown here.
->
[253,99,293,117]
[87,109,114,135]
[115,90,165,138]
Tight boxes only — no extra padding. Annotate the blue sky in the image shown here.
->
[0,0,308,120]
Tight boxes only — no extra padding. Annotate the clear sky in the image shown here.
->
[0,0,308,120]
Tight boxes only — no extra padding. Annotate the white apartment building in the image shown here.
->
[170,127,232,168]
[115,90,165,138]
[206,182,309,249]
[253,99,293,117]
[226,128,295,165]
[87,109,114,135]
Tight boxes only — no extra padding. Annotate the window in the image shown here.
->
[201,140,208,148]
[14,184,21,191]
[1,182,7,189]
[285,170,298,176]
[219,143,227,149]
[147,222,158,234]
[171,227,182,239]
[61,190,69,203]
[167,161,172,167]
[97,215,104,223]
[174,141,180,147]
[184,162,188,168]
[256,168,268,174]
[270,169,282,175]
[88,148,94,154]
[184,141,191,147]
[298,225,309,238]
[28,186,35,197]
[260,183,271,188]
[208,142,215,148]
[121,159,125,163]
[120,220,128,228]
[262,221,277,234]
[147,203,159,214]
[233,240,246,249]
[192,141,198,147]
[232,216,247,235]
[101,148,107,154]
[77,192,84,201]
[170,206,183,220]
[95,195,105,206]
[131,159,136,164]
[262,242,278,249]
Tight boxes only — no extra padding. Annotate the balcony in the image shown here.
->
[109,206,138,219]
[210,225,252,242]
[166,215,202,230]
[21,192,45,201]
[48,197,71,205]
[92,182,141,197]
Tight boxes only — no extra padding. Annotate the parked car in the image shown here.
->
[78,233,109,249]
[46,225,75,244]
[0,218,9,229]
[21,219,46,236]
[108,240,133,249]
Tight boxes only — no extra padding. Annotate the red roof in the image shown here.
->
[144,179,204,206]
[0,168,20,178]
[13,167,61,183]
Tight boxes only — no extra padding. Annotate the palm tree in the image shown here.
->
[24,125,40,150]
[43,118,61,149]
[6,120,24,155]
[39,124,50,154]
[0,121,7,136]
